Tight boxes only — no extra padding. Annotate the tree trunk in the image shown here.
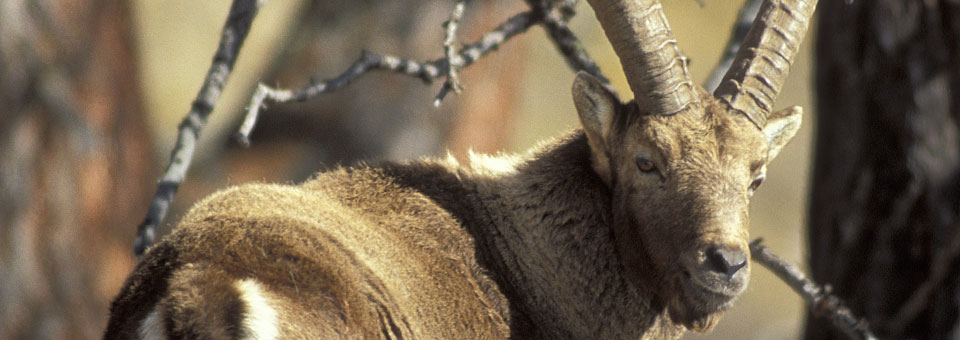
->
[807,1,960,339]
[0,1,153,339]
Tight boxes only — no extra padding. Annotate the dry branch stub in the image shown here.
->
[434,0,468,107]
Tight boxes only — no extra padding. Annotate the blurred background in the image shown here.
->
[0,0,816,338]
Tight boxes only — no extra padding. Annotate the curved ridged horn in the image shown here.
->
[714,0,817,128]
[585,0,698,116]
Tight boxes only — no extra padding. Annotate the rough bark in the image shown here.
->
[807,1,960,339]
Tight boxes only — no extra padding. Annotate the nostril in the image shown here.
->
[706,246,748,276]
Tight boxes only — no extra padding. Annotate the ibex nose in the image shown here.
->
[706,246,747,277]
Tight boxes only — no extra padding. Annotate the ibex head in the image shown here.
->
[575,0,813,331]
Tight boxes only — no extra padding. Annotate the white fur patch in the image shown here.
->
[137,306,167,340]
[235,279,280,340]
[468,150,521,176]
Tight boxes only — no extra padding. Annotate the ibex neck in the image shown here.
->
[465,131,683,340]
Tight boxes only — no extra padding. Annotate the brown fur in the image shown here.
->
[104,72,801,339]
[103,0,818,336]
[103,80,802,339]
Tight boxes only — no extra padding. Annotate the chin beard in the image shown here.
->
[667,295,723,332]
[665,279,733,333]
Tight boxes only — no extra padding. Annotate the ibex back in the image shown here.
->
[105,0,816,339]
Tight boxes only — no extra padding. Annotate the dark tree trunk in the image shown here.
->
[807,1,960,339]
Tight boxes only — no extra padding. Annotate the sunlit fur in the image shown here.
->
[103,74,800,340]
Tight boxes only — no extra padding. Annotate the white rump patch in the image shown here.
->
[137,306,167,340]
[235,279,280,340]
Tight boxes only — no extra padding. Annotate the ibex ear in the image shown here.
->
[762,106,802,161]
[573,71,619,183]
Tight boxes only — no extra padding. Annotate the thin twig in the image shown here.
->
[434,0,468,107]
[540,6,610,84]
[134,0,265,256]
[749,239,879,340]
[703,0,762,91]
[238,1,610,144]
[236,10,539,143]
[525,0,610,86]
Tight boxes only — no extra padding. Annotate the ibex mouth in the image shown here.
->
[677,252,750,312]
[670,270,741,328]
[687,269,747,295]
[682,271,740,306]
[668,268,745,332]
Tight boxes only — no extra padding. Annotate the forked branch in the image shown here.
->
[236,8,542,144]
[238,0,613,145]
[434,0,468,106]
[138,1,565,254]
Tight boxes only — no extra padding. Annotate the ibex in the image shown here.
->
[105,0,816,339]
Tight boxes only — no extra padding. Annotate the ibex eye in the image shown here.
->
[636,158,657,173]
[749,177,764,191]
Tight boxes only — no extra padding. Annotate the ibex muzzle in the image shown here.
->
[104,0,815,338]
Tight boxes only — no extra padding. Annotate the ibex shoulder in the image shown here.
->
[118,163,510,339]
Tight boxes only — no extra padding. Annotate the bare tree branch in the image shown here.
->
[541,8,610,84]
[749,239,879,340]
[434,0,468,107]
[238,0,615,144]
[134,0,265,256]
[236,10,539,144]
[526,0,610,85]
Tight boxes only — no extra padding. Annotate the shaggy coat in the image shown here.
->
[104,0,818,336]
[104,69,804,339]
[104,131,690,339]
